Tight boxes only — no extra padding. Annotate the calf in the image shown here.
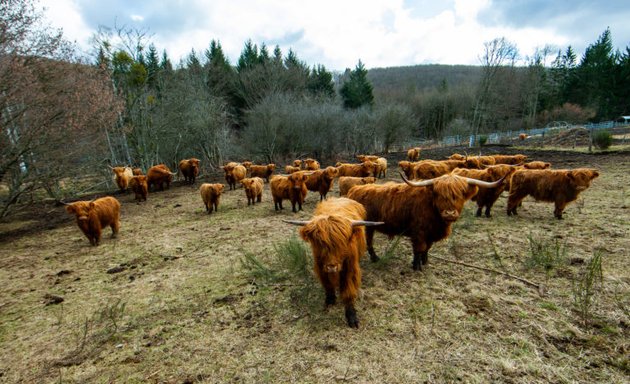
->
[147,164,176,191]
[270,171,310,212]
[111,166,133,193]
[129,175,148,202]
[304,158,321,170]
[65,196,121,246]
[222,163,247,190]
[305,166,339,201]
[200,183,224,214]
[407,147,421,161]
[241,177,264,205]
[179,158,200,184]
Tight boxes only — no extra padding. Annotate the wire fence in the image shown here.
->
[400,120,630,149]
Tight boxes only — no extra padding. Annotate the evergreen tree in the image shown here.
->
[160,50,173,72]
[145,44,160,88]
[340,60,374,109]
[237,40,259,72]
[308,64,335,97]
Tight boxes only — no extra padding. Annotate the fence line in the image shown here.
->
[401,120,628,149]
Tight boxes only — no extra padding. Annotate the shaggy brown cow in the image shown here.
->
[132,168,143,176]
[270,171,310,212]
[519,133,528,140]
[285,165,301,174]
[284,198,383,328]
[129,175,148,202]
[348,173,506,270]
[492,154,528,165]
[241,161,253,171]
[336,162,377,178]
[200,183,224,214]
[357,155,387,178]
[222,163,247,190]
[304,158,321,171]
[338,176,376,196]
[306,166,339,201]
[179,158,200,184]
[453,165,517,217]
[398,161,417,179]
[241,177,264,205]
[411,160,452,180]
[407,147,421,161]
[523,161,551,169]
[250,163,276,182]
[507,168,599,219]
[65,196,121,246]
[111,166,133,193]
[292,159,303,169]
[147,164,176,191]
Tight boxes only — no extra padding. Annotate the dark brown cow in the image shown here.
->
[250,163,276,182]
[200,183,224,214]
[284,197,383,328]
[129,175,148,202]
[147,164,176,191]
[305,166,339,201]
[507,168,599,219]
[270,171,310,212]
[241,177,264,205]
[179,158,200,184]
[453,165,517,217]
[65,196,121,246]
[348,173,506,270]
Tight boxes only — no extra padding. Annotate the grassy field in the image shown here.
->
[0,148,628,383]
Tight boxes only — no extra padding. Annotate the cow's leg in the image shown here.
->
[257,194,262,203]
[339,259,360,328]
[507,193,525,216]
[554,201,566,219]
[319,274,336,306]
[366,227,379,262]
[411,236,429,271]
[475,205,483,217]
[111,219,120,237]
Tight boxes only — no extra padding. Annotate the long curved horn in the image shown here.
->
[282,219,310,226]
[351,220,385,227]
[170,171,178,175]
[461,173,508,188]
[400,171,436,187]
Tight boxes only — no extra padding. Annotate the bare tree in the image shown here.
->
[1,0,121,216]
[470,37,518,145]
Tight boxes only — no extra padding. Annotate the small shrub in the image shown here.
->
[592,130,612,150]
[572,251,603,327]
[526,233,567,277]
[241,236,313,285]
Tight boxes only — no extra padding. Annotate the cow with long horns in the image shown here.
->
[348,173,507,270]
[453,164,517,217]
[284,197,383,328]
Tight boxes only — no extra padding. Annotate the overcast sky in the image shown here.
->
[38,0,630,71]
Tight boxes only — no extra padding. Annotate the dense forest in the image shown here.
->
[1,0,630,215]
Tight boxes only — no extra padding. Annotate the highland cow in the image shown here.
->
[305,166,339,201]
[507,168,599,219]
[283,197,383,328]
[338,176,376,196]
[129,175,148,202]
[348,173,506,270]
[200,183,225,214]
[452,165,517,217]
[240,177,264,205]
[65,196,121,246]
[111,166,133,193]
[179,158,200,184]
[270,171,310,212]
[147,164,176,191]
[250,164,276,182]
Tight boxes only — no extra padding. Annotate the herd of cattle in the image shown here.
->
[64,148,599,328]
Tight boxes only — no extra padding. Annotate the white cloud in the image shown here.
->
[35,0,630,70]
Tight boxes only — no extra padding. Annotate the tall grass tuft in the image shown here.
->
[572,250,603,327]
[525,233,567,277]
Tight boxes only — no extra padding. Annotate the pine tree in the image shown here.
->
[340,60,374,109]
[145,44,160,88]
[308,64,335,97]
[237,39,259,72]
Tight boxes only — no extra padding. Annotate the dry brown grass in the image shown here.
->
[0,150,628,383]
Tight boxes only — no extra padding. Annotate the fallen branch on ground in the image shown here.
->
[432,255,545,295]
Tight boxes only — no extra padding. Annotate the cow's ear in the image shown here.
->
[89,202,96,209]
[65,205,75,214]
[591,170,600,179]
